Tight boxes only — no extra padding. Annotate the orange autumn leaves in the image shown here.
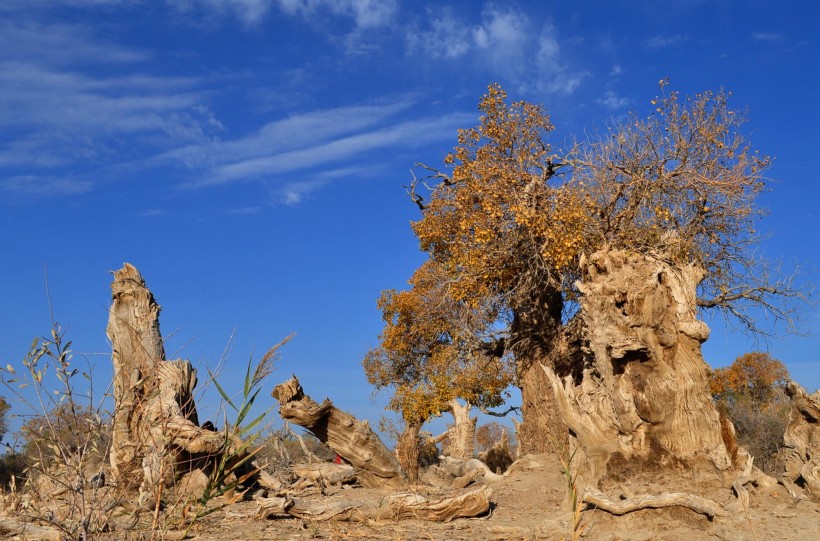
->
[366,82,773,428]
[363,259,512,425]
[413,84,592,303]
[710,352,789,407]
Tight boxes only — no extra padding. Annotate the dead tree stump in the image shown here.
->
[543,249,735,487]
[272,376,406,488]
[783,380,820,499]
[107,263,229,505]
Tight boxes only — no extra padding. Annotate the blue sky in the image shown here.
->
[1,0,818,439]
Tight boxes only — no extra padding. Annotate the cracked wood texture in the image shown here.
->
[256,485,492,522]
[273,375,406,489]
[543,249,735,486]
[107,263,227,503]
[783,380,820,499]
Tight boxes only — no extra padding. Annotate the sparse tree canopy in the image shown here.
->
[711,351,790,406]
[363,258,513,427]
[371,82,806,453]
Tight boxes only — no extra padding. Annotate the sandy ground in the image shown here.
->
[177,453,819,541]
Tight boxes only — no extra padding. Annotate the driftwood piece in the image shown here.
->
[782,380,820,499]
[292,462,357,485]
[272,376,406,489]
[0,518,63,541]
[582,487,727,519]
[106,264,232,503]
[543,248,735,486]
[256,485,492,523]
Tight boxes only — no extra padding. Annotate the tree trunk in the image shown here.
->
[107,263,231,504]
[397,420,421,482]
[443,399,476,460]
[543,249,735,486]
[510,285,568,455]
[517,364,568,455]
[782,380,820,499]
[272,376,406,488]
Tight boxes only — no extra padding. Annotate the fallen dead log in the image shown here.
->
[292,462,357,485]
[0,517,63,541]
[256,485,492,523]
[272,376,406,489]
[582,487,727,519]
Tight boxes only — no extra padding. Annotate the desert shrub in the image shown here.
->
[20,402,110,469]
[711,352,790,473]
[0,450,28,490]
[476,422,515,473]
[718,400,788,473]
[0,396,9,444]
[256,426,335,474]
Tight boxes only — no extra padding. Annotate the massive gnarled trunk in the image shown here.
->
[543,249,735,486]
[782,380,820,499]
[107,264,229,504]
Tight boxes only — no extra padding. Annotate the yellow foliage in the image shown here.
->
[710,352,789,406]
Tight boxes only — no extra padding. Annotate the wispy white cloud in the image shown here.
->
[276,0,397,30]
[0,21,223,198]
[185,111,472,187]
[272,164,385,205]
[646,34,688,49]
[405,8,471,60]
[407,6,586,95]
[0,175,92,197]
[0,21,147,65]
[596,90,629,111]
[752,32,783,42]
[166,0,275,25]
[155,99,415,170]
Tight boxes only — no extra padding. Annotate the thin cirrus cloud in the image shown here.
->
[181,110,473,188]
[406,6,586,95]
[0,20,222,196]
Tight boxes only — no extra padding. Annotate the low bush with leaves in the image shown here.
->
[1,323,120,541]
[711,352,790,473]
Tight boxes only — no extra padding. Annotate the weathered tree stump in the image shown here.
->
[107,263,230,505]
[782,380,820,499]
[272,375,406,488]
[543,249,735,487]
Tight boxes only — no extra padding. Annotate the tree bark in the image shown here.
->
[396,420,421,482]
[443,399,476,460]
[272,376,406,488]
[510,285,568,455]
[107,263,231,504]
[782,380,820,499]
[544,249,735,486]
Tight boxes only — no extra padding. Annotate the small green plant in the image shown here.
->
[560,448,588,541]
[183,335,293,527]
